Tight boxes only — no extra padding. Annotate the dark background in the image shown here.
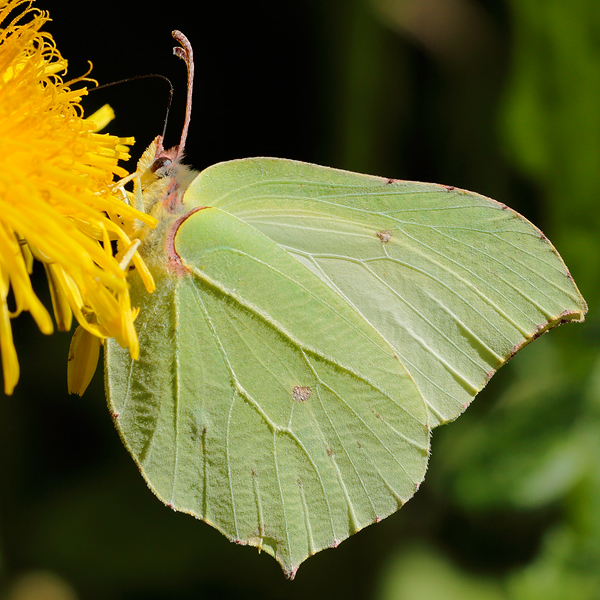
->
[2,1,600,599]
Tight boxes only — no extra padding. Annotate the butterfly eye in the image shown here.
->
[151,156,172,174]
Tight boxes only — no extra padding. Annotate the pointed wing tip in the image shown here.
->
[512,307,587,354]
[551,306,587,326]
[283,564,300,580]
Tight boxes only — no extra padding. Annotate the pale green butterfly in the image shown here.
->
[104,31,587,578]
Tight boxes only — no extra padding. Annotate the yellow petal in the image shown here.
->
[67,325,101,396]
[44,263,73,331]
[86,104,115,132]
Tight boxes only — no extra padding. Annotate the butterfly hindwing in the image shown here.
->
[105,204,429,577]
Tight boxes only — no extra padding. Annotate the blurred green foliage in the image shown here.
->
[1,0,599,598]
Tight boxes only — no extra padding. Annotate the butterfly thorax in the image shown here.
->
[133,137,199,278]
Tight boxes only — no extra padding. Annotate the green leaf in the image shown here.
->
[105,157,586,577]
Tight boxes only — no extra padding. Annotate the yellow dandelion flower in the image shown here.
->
[0,0,157,395]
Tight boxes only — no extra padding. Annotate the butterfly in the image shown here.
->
[104,31,587,578]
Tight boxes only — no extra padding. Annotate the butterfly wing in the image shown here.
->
[105,206,429,578]
[106,156,585,576]
[183,158,587,426]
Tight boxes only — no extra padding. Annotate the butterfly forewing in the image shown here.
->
[184,158,587,426]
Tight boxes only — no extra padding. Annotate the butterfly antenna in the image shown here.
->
[171,30,194,159]
[90,74,174,141]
